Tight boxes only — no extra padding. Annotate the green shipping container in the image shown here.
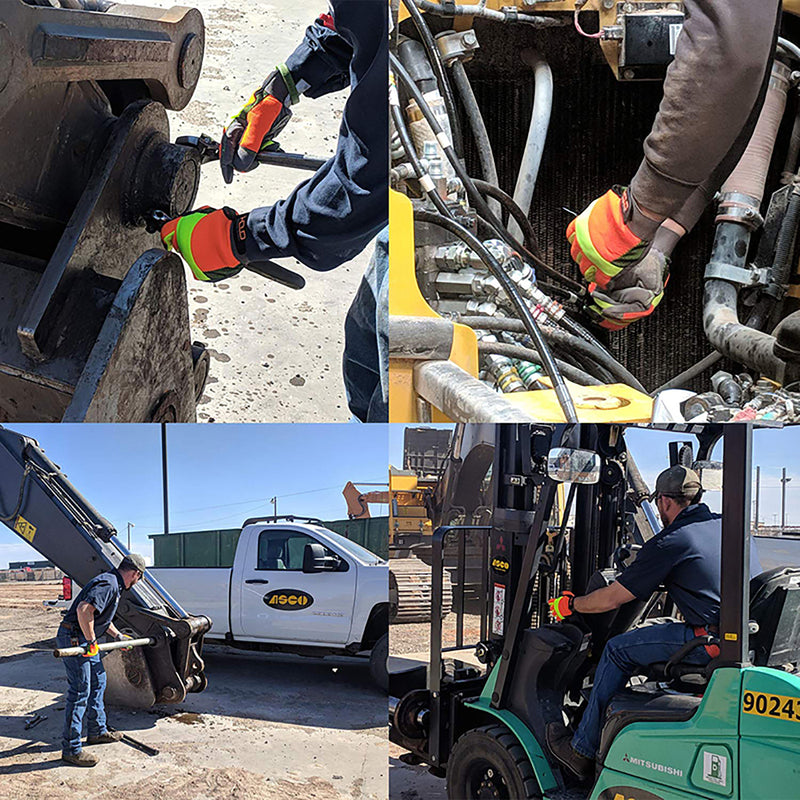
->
[150,517,388,567]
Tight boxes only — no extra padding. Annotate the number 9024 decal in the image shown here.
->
[742,690,800,722]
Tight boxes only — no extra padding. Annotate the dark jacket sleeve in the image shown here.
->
[630,0,782,222]
[616,537,674,600]
[284,11,353,99]
[244,0,389,272]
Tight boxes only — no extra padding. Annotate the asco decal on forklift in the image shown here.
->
[742,690,800,722]
[14,515,36,543]
[263,590,314,610]
[491,557,509,575]
[599,788,664,800]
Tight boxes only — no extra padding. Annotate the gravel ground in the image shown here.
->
[0,582,386,800]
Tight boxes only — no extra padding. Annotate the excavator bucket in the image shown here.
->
[0,0,209,422]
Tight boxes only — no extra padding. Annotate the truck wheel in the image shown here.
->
[369,632,388,692]
[447,724,541,800]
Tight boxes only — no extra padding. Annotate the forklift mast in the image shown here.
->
[0,425,210,705]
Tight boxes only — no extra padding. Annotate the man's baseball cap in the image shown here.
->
[648,465,703,503]
[120,553,146,573]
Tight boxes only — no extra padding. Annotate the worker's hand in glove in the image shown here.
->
[116,633,134,651]
[586,249,670,330]
[548,591,575,622]
[219,67,295,184]
[160,207,249,283]
[83,640,99,658]
[567,187,665,329]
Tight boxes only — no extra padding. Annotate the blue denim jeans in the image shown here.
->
[342,227,388,423]
[572,620,711,759]
[56,625,108,754]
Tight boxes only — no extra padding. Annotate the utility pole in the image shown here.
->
[127,522,135,550]
[781,468,792,534]
[161,423,170,535]
[270,496,277,520]
[754,466,760,532]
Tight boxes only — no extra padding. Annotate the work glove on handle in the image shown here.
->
[548,591,575,622]
[567,187,664,329]
[160,207,249,283]
[116,633,134,652]
[83,640,99,658]
[219,66,297,184]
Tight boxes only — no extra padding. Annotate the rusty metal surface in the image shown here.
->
[63,249,196,422]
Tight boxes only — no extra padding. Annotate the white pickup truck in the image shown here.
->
[149,517,389,688]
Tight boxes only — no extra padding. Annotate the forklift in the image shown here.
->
[389,424,800,799]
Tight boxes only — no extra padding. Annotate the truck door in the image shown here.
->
[237,527,357,645]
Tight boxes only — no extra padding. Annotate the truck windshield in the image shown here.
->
[316,528,385,564]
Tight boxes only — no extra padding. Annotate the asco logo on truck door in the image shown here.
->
[263,589,314,611]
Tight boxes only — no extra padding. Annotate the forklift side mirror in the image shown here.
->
[547,448,601,484]
[692,460,723,491]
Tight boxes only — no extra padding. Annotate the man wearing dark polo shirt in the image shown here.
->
[545,466,724,779]
[56,554,145,767]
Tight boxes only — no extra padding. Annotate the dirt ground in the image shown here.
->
[153,0,373,422]
[0,583,386,800]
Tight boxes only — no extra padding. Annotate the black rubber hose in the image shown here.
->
[458,315,646,392]
[652,352,723,394]
[478,341,601,386]
[416,208,578,420]
[391,51,584,295]
[451,63,500,215]
[472,179,542,259]
[390,99,453,219]
[401,0,464,158]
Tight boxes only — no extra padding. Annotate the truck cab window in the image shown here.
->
[257,530,335,571]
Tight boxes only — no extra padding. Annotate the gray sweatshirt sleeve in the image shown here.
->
[630,0,782,222]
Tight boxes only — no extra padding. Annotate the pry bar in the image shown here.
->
[108,727,160,756]
[175,134,327,171]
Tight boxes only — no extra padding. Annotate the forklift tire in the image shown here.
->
[447,724,541,800]
[369,632,389,692]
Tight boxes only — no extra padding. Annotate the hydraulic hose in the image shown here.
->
[509,49,552,242]
[652,351,723,394]
[401,0,463,157]
[478,341,601,386]
[415,0,564,27]
[472,179,542,258]
[392,51,583,294]
[457,315,646,392]
[703,61,794,380]
[415,208,579,420]
[390,85,453,219]
[450,62,500,216]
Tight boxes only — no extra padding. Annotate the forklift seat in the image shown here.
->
[597,688,702,765]
[647,567,800,686]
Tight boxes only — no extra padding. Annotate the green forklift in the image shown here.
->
[389,424,800,800]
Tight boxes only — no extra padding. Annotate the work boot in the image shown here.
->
[61,750,98,767]
[546,722,593,780]
[86,730,123,745]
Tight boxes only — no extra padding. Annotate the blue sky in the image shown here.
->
[5,424,800,569]
[0,424,390,567]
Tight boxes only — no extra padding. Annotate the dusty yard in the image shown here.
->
[0,582,386,800]
[155,0,374,422]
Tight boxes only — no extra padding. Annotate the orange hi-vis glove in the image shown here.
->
[567,188,668,330]
[83,640,99,658]
[160,207,249,283]
[219,65,297,184]
[117,633,134,652]
[548,591,575,622]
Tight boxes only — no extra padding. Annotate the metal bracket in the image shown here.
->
[704,260,770,288]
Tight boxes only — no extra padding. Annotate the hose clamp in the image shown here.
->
[435,29,479,66]
[704,260,769,287]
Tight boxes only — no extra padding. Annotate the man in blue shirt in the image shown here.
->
[57,554,145,767]
[546,466,722,779]
[159,1,389,420]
